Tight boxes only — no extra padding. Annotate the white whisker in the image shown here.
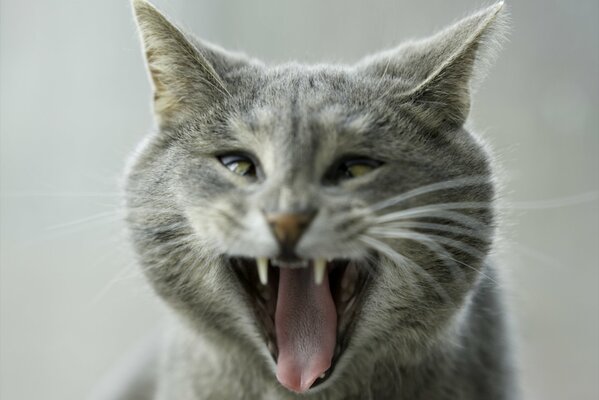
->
[370,228,486,260]
[376,208,489,231]
[91,261,144,305]
[45,210,122,231]
[380,221,483,238]
[376,202,491,223]
[367,227,497,284]
[376,228,468,283]
[0,191,123,198]
[359,235,454,305]
[506,191,599,210]
[370,176,490,211]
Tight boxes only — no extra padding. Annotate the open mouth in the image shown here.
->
[230,257,369,393]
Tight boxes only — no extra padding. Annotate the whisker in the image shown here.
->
[379,221,483,239]
[0,191,124,198]
[506,191,599,210]
[372,228,468,284]
[45,210,122,231]
[91,260,144,305]
[370,176,490,211]
[368,227,497,284]
[376,202,491,222]
[359,235,454,305]
[376,208,489,231]
[419,234,487,260]
[449,257,498,285]
[370,228,486,260]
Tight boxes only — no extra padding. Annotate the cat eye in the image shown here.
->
[326,157,383,183]
[218,154,257,178]
[344,161,378,178]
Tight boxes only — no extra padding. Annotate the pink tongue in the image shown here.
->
[275,265,337,393]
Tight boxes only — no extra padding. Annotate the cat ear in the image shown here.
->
[132,0,233,127]
[357,2,507,128]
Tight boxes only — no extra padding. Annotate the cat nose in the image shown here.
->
[263,210,317,259]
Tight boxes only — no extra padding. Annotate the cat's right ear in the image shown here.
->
[132,0,233,127]
[356,2,507,129]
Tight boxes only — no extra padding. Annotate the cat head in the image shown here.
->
[127,0,506,394]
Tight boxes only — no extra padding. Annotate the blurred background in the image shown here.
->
[0,0,597,399]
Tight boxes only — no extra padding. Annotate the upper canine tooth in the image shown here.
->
[314,259,326,285]
[257,257,268,285]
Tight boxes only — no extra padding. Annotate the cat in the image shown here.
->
[120,0,518,399]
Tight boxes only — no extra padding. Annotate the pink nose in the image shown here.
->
[263,211,317,255]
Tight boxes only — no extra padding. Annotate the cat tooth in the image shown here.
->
[257,257,268,285]
[314,258,326,285]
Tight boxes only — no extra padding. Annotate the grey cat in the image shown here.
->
[120,0,518,399]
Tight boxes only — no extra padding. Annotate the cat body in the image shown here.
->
[120,1,518,399]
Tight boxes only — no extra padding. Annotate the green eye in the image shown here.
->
[219,154,257,178]
[339,158,382,180]
[346,163,375,178]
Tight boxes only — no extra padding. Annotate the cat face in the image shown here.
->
[180,70,462,262]
[128,0,504,394]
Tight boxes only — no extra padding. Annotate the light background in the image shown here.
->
[0,0,597,399]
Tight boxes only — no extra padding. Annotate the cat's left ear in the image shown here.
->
[357,2,508,129]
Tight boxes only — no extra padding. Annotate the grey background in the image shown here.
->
[1,0,597,399]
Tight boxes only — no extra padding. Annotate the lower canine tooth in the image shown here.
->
[257,257,268,285]
[314,259,326,285]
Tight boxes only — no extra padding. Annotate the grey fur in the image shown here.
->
[120,0,518,398]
